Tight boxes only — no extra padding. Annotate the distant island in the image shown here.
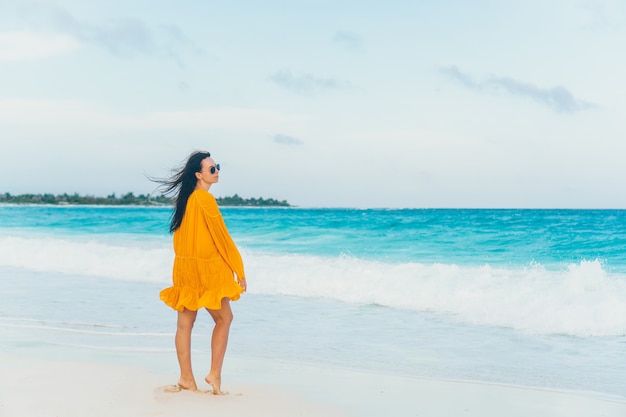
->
[0,192,291,207]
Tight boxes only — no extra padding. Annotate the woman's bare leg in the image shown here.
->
[176,308,198,390]
[205,298,233,394]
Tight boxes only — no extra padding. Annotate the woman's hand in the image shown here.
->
[238,277,247,292]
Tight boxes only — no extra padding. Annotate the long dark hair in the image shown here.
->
[154,151,212,233]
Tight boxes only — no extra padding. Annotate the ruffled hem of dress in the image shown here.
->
[160,284,242,311]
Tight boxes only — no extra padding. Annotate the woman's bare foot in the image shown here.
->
[205,374,226,395]
[178,377,198,391]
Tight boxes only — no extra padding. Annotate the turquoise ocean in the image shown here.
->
[1,205,625,400]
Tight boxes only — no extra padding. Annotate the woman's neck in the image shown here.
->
[195,181,212,192]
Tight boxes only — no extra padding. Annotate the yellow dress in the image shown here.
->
[160,189,245,311]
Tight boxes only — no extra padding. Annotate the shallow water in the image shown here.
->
[1,206,625,400]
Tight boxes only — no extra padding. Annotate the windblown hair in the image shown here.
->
[154,151,212,233]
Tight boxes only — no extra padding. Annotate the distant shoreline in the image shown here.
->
[0,192,291,207]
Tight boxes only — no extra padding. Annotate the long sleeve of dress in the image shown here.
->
[195,191,246,280]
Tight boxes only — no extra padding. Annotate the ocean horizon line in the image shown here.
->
[2,202,626,210]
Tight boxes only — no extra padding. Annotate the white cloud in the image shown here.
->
[273,133,303,145]
[269,70,352,94]
[13,4,202,63]
[0,31,80,61]
[0,99,104,125]
[439,66,597,113]
[581,0,626,27]
[0,99,309,133]
[332,30,363,51]
[146,107,309,131]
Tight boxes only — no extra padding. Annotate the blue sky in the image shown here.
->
[1,0,625,208]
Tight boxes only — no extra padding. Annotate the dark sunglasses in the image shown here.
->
[206,164,220,174]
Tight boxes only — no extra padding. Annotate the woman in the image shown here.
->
[156,151,247,395]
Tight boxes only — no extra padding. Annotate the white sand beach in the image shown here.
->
[2,351,625,417]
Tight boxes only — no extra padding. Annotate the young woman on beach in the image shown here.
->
[156,151,247,395]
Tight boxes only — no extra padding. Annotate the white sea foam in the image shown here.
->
[2,235,625,336]
[0,323,171,337]
[248,254,626,337]
[0,235,172,282]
